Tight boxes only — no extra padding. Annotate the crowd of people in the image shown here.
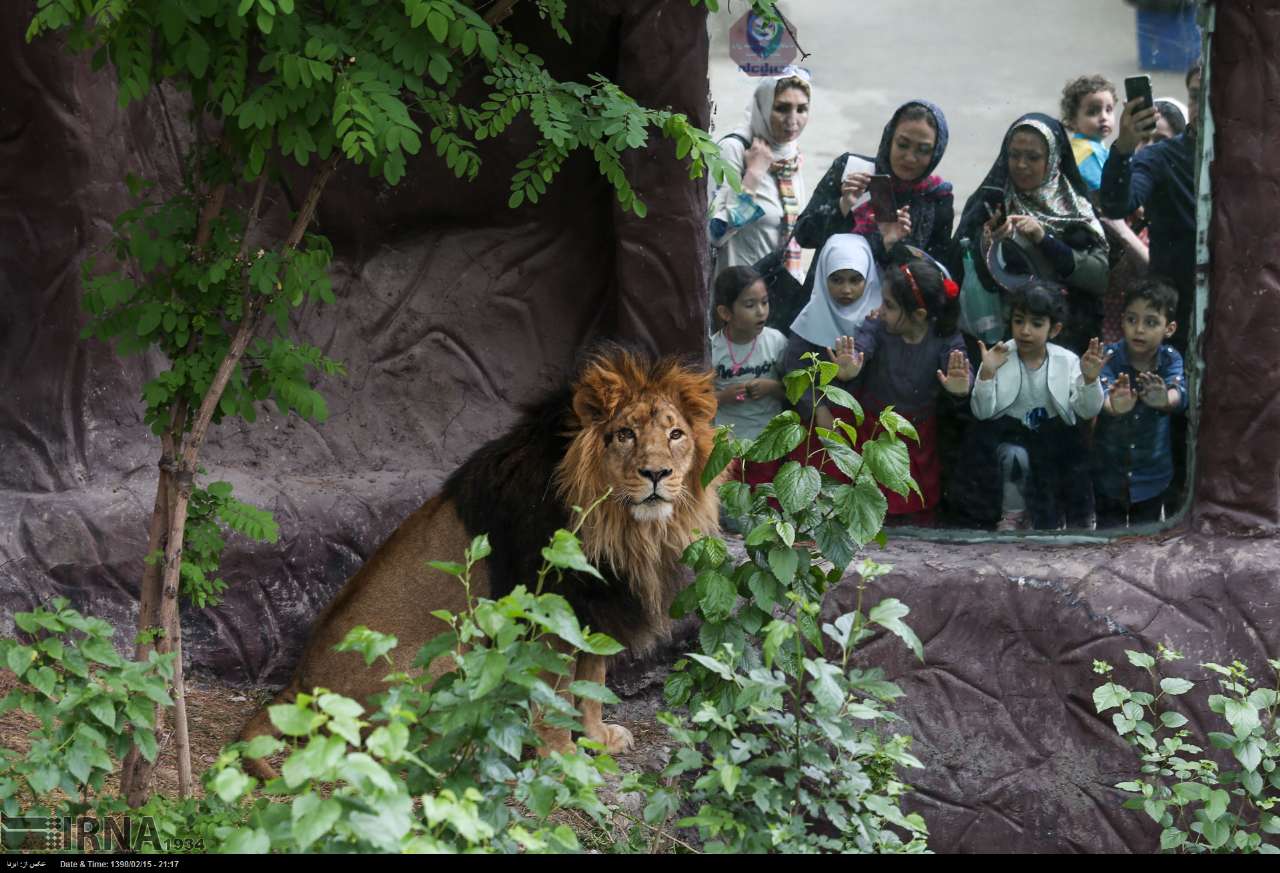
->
[708,64,1202,531]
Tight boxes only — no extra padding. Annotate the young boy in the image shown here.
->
[1061,74,1118,192]
[970,282,1108,530]
[1092,280,1187,527]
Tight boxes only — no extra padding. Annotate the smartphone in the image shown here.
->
[981,185,1005,227]
[868,174,896,223]
[1124,74,1153,112]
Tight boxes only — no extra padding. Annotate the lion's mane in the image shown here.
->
[444,349,719,650]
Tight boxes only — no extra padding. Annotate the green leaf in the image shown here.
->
[868,598,923,661]
[767,546,798,585]
[5,646,34,677]
[697,571,737,623]
[773,461,821,515]
[1093,682,1130,714]
[819,384,860,413]
[1203,788,1230,822]
[702,429,735,488]
[1223,698,1260,735]
[804,658,846,711]
[813,518,856,574]
[219,828,269,854]
[878,408,919,443]
[864,437,914,498]
[1159,677,1194,696]
[292,794,341,851]
[718,764,741,797]
[469,650,507,700]
[1125,650,1156,670]
[818,435,863,481]
[783,370,811,406]
[687,652,733,681]
[1159,827,1186,850]
[569,680,620,704]
[833,478,888,546]
[744,522,775,547]
[541,529,603,580]
[269,703,324,737]
[744,412,805,462]
[212,767,252,804]
[1159,711,1189,729]
[762,620,795,669]
[88,696,116,730]
[244,735,284,759]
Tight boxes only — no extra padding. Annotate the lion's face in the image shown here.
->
[601,397,697,522]
[566,350,719,527]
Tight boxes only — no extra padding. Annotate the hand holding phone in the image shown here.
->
[1124,74,1153,113]
[1117,75,1159,154]
[868,174,896,223]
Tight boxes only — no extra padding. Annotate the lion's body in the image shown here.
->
[239,350,720,762]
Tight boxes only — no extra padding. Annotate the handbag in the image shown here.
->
[958,243,1005,345]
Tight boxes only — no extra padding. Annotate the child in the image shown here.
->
[1092,280,1187,527]
[970,281,1108,530]
[711,266,788,487]
[782,233,884,431]
[1061,74,1118,192]
[841,245,972,526]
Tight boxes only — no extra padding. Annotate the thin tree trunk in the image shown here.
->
[141,156,338,800]
[121,403,186,806]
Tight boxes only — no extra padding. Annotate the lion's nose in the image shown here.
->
[639,467,673,486]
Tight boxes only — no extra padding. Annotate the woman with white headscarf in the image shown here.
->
[709,71,812,283]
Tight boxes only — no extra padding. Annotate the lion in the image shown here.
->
[238,347,720,772]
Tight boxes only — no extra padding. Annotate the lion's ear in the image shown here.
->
[672,368,718,426]
[573,361,629,426]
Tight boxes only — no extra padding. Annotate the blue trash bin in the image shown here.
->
[1136,4,1201,72]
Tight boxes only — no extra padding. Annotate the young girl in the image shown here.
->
[711,266,788,486]
[783,233,884,429]
[837,245,972,526]
[969,281,1108,530]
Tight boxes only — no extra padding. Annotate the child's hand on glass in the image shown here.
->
[1136,371,1172,409]
[1080,337,1110,383]
[879,206,913,247]
[827,335,863,381]
[976,339,1012,380]
[1108,372,1137,414]
[936,349,972,396]
[840,171,871,216]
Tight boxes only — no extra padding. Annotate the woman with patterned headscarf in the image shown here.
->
[952,112,1110,354]
[795,100,955,277]
[709,71,812,281]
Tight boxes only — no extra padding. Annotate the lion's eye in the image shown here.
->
[670,429,684,441]
[616,427,636,442]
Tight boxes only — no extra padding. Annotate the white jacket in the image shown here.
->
[970,341,1104,425]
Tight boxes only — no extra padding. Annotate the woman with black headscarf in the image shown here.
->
[795,100,954,276]
[951,113,1109,354]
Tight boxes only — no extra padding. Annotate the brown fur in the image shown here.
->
[239,349,720,773]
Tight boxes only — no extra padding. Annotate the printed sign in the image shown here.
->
[728,10,798,77]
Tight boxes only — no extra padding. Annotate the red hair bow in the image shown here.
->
[943,278,960,299]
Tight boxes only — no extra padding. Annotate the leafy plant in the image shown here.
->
[0,600,174,821]
[169,479,282,609]
[630,355,929,853]
[1093,646,1280,853]
[196,520,636,853]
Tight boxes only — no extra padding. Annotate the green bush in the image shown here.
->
[629,355,930,853]
[1094,647,1280,853]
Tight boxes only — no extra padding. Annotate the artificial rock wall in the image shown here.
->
[3,0,1279,855]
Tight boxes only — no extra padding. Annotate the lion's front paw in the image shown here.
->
[589,720,635,754]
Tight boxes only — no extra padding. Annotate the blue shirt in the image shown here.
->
[1093,341,1187,502]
